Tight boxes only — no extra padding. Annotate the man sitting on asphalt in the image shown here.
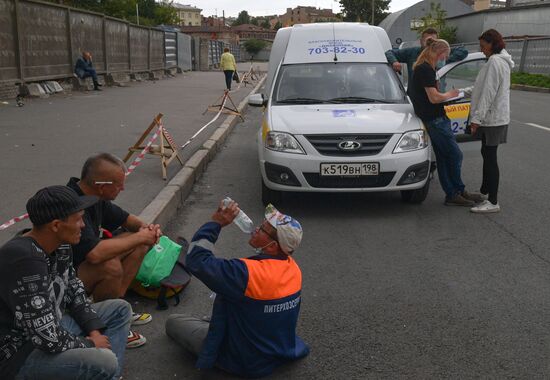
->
[385,27,468,90]
[74,51,102,91]
[0,186,132,380]
[67,153,161,348]
[166,201,309,378]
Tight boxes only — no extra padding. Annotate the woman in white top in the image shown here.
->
[463,29,514,213]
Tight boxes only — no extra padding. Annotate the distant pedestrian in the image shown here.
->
[409,38,484,206]
[74,51,102,91]
[166,201,309,378]
[385,27,468,90]
[220,47,237,91]
[463,29,514,213]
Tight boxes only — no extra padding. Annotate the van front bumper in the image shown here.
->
[260,143,432,192]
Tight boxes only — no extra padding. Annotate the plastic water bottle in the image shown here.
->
[223,197,254,233]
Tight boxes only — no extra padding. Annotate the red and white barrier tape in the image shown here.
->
[1,122,163,230]
[125,123,163,176]
[162,127,177,149]
[181,93,229,149]
[2,78,248,230]
[235,65,254,91]
[0,213,29,231]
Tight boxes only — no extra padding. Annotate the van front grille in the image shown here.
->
[304,134,393,156]
[303,172,395,188]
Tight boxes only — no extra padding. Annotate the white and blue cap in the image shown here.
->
[264,204,303,255]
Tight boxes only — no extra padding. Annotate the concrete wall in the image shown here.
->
[448,5,550,42]
[0,0,194,85]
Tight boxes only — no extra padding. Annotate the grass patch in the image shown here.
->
[511,72,550,89]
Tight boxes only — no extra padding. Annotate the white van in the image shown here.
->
[249,23,433,205]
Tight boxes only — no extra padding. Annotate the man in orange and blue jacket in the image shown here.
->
[166,201,309,378]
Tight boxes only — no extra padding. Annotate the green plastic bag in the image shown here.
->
[136,236,182,288]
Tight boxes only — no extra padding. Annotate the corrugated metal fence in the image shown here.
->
[207,40,241,68]
[458,37,550,75]
[177,33,192,71]
[0,0,195,83]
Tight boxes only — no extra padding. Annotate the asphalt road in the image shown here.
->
[124,89,550,379]
[0,64,262,243]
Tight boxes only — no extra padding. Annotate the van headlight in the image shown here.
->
[265,132,305,154]
[393,130,428,153]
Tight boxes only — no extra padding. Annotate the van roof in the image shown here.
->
[282,23,391,65]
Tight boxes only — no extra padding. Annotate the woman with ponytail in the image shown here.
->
[409,39,484,206]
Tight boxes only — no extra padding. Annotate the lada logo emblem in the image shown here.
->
[338,140,362,151]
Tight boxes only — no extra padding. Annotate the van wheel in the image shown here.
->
[401,178,430,204]
[261,180,283,206]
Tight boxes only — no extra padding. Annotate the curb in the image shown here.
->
[138,75,267,226]
[511,84,550,94]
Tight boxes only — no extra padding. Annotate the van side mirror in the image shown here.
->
[248,93,267,107]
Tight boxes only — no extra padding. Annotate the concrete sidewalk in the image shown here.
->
[0,66,263,243]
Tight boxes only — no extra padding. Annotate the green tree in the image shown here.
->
[274,21,282,30]
[153,1,179,25]
[243,38,267,60]
[339,0,390,25]
[411,2,457,44]
[45,0,179,26]
[250,17,259,26]
[233,10,251,26]
[261,19,271,29]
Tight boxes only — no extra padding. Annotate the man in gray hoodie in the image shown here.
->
[462,29,514,213]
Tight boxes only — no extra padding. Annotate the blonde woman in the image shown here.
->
[408,39,483,206]
[220,47,237,91]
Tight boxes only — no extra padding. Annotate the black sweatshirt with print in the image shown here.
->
[0,234,105,379]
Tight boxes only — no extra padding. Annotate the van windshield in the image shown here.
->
[273,63,406,105]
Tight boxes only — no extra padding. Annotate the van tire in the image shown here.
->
[401,178,430,204]
[262,180,283,206]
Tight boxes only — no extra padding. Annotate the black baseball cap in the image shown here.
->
[26,185,98,226]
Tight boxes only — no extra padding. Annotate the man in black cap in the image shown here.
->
[0,186,132,380]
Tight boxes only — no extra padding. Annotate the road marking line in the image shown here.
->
[525,123,550,132]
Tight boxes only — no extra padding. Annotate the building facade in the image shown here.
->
[231,24,276,40]
[275,6,339,27]
[174,4,202,26]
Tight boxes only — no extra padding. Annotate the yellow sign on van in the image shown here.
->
[444,103,470,119]
[444,103,471,134]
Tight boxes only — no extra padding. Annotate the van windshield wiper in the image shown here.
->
[277,97,337,104]
[328,96,394,104]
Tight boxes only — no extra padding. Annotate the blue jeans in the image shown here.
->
[426,116,465,199]
[76,67,98,82]
[16,299,132,380]
[223,70,234,90]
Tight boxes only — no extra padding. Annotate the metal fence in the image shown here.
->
[207,40,241,68]
[458,37,550,75]
[177,33,192,71]
[0,0,194,84]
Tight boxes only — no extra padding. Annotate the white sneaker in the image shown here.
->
[131,312,152,326]
[470,200,500,213]
[127,330,147,348]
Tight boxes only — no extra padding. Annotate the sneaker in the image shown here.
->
[131,312,152,326]
[127,330,146,348]
[444,194,475,207]
[470,200,500,213]
[462,191,488,203]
